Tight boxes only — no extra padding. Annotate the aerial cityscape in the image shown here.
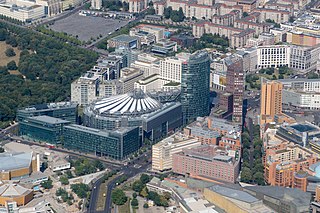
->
[0,0,320,212]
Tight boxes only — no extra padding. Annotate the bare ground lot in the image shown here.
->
[0,42,22,75]
[49,13,129,41]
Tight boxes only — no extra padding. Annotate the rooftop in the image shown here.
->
[0,152,33,171]
[18,102,77,113]
[92,90,162,116]
[27,115,70,125]
[207,185,259,203]
[0,182,32,197]
[110,34,138,42]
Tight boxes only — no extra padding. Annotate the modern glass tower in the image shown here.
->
[181,51,210,124]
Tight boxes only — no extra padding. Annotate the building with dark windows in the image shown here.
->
[276,122,320,147]
[225,56,244,124]
[83,90,182,141]
[17,102,78,124]
[181,51,210,124]
[63,124,140,160]
[19,116,71,144]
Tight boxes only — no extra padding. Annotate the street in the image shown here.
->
[88,154,151,213]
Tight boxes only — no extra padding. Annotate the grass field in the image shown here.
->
[96,174,120,211]
[96,181,107,211]
[0,42,22,75]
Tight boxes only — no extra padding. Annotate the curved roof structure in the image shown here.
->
[91,91,162,116]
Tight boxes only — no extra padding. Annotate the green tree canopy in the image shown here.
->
[5,48,15,57]
[240,167,252,183]
[112,188,128,205]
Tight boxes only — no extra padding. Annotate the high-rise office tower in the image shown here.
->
[260,78,283,125]
[225,56,244,124]
[181,51,210,124]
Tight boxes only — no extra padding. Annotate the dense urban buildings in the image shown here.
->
[172,145,240,183]
[280,78,320,110]
[181,51,211,124]
[63,125,140,160]
[204,185,273,212]
[225,56,245,124]
[260,78,283,125]
[19,116,71,145]
[17,102,78,124]
[264,143,318,187]
[276,122,320,147]
[0,181,34,206]
[151,133,200,172]
[0,152,39,181]
[83,90,182,141]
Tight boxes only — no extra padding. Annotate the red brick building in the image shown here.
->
[172,145,240,183]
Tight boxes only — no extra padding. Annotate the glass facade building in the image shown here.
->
[83,91,182,141]
[181,51,210,124]
[63,124,140,160]
[17,102,78,124]
[19,115,71,144]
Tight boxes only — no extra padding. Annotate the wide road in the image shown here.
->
[88,154,151,213]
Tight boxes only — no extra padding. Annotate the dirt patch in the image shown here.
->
[0,42,21,72]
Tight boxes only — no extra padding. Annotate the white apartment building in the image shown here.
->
[159,56,185,83]
[71,67,143,106]
[0,0,45,22]
[279,79,320,93]
[256,44,320,73]
[130,53,160,77]
[152,134,200,172]
[290,45,320,74]
[257,45,291,69]
[91,0,101,9]
[119,67,144,94]
[282,90,320,110]
[71,75,100,106]
[134,74,165,93]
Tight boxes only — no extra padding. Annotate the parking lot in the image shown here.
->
[49,13,129,41]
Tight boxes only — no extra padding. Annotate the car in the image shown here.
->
[103,193,106,197]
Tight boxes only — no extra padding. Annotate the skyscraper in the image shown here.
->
[225,56,244,124]
[181,51,210,124]
[260,78,283,125]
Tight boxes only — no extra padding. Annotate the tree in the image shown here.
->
[253,172,265,185]
[164,6,172,19]
[71,183,90,198]
[289,16,294,23]
[60,175,69,185]
[140,174,151,184]
[0,147,4,153]
[65,170,74,178]
[0,29,7,41]
[5,48,15,57]
[243,12,249,17]
[132,180,144,192]
[308,72,319,79]
[132,192,137,198]
[170,8,185,22]
[131,198,139,207]
[140,187,148,197]
[7,61,17,70]
[240,167,252,183]
[93,160,105,171]
[112,189,128,205]
[146,7,156,15]
[143,203,149,208]
[41,179,53,189]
